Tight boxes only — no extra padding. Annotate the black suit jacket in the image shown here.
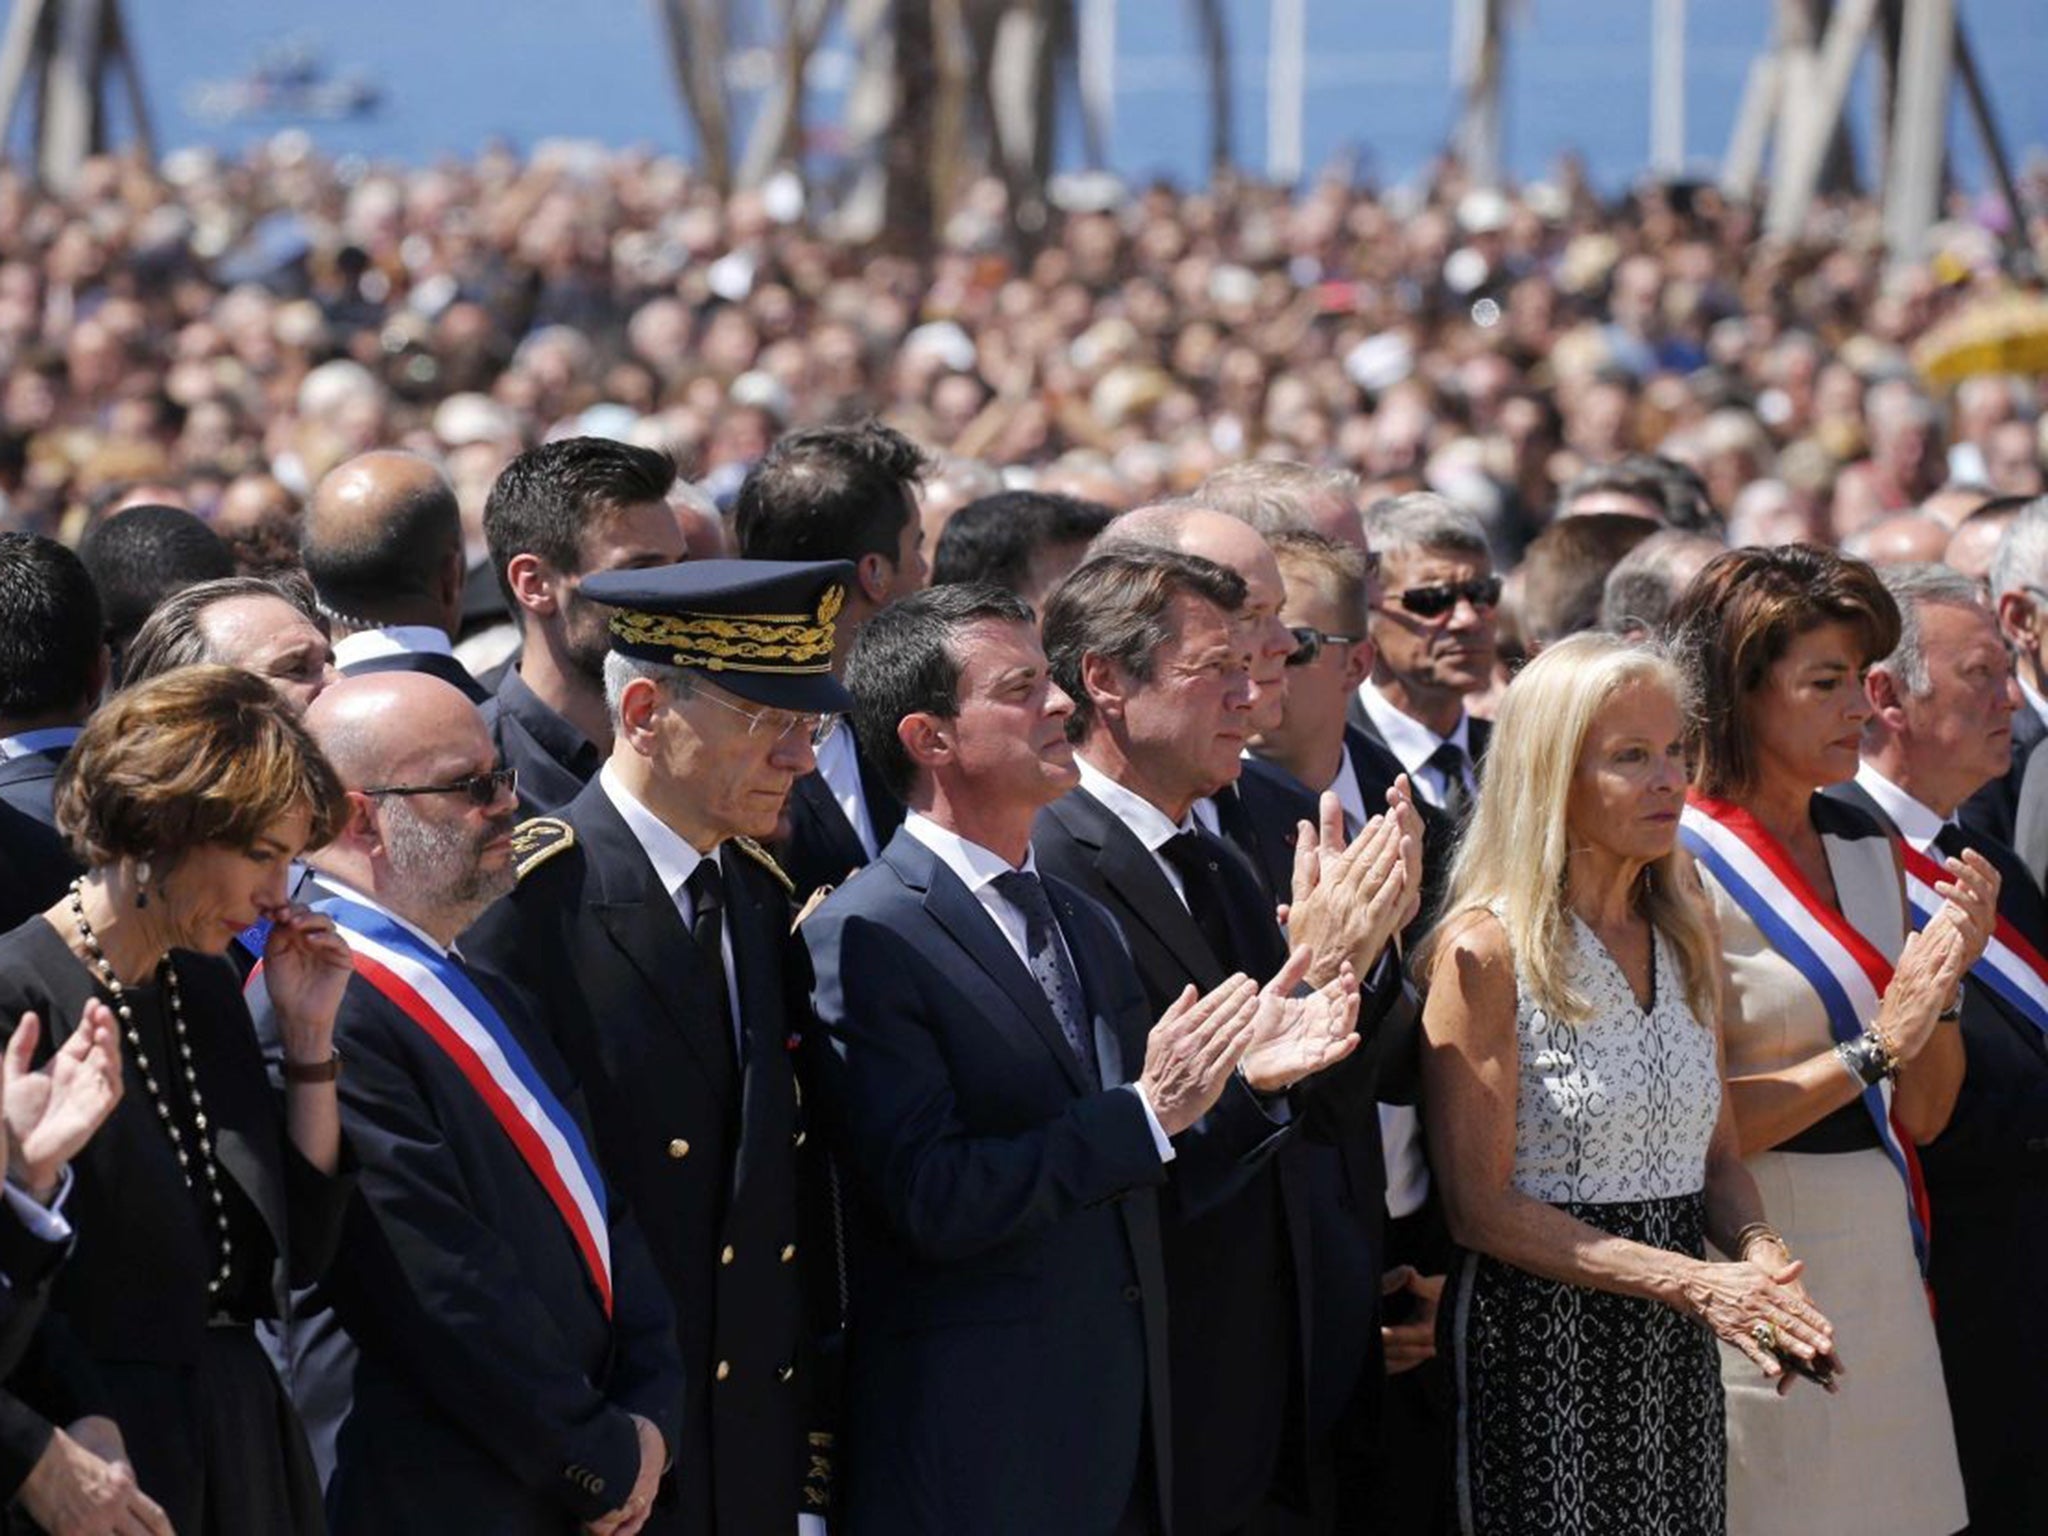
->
[802,830,1173,1536]
[773,730,905,904]
[1960,700,2047,852]
[254,897,684,1534]
[338,648,490,705]
[1829,780,2048,1533]
[1347,694,1491,785]
[485,669,602,817]
[1033,785,1397,1533]
[464,778,816,1536]
[0,750,81,929]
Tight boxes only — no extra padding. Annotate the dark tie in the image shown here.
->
[1934,823,1969,861]
[991,870,1099,1086]
[1428,741,1473,823]
[686,860,739,1074]
[1158,829,1249,976]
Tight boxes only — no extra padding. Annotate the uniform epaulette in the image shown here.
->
[730,835,796,896]
[511,817,576,880]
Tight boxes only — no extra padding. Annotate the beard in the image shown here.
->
[381,801,517,921]
[560,586,615,684]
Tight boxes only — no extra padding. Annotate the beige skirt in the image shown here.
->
[1718,1147,1965,1536]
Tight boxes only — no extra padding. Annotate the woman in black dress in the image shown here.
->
[0,665,355,1534]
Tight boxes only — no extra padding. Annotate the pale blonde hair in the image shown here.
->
[1425,632,1717,1026]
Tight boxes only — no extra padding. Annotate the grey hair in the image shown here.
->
[1363,492,1490,562]
[1873,563,1989,696]
[1988,494,2048,600]
[1193,460,1362,538]
[1599,531,1726,638]
[601,650,697,726]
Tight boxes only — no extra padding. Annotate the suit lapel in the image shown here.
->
[1057,790,1222,989]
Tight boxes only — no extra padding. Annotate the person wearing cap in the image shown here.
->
[733,422,930,903]
[464,558,852,1536]
[481,438,688,815]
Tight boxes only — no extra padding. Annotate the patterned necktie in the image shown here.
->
[991,870,1099,1086]
[686,860,739,1073]
[1158,828,1249,976]
[1427,740,1473,823]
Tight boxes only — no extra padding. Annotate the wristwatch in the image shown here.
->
[283,1049,343,1084]
[1937,985,1965,1023]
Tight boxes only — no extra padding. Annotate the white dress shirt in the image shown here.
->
[0,725,81,761]
[598,765,742,1051]
[2019,675,2048,736]
[1075,755,1196,906]
[333,625,456,671]
[1357,683,1473,813]
[1855,762,1951,853]
[1326,746,1371,839]
[902,812,1174,1161]
[813,724,880,860]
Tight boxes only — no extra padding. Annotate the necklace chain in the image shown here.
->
[66,879,233,1298]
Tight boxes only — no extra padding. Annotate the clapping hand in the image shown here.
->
[1238,947,1362,1093]
[1282,792,1414,986]
[261,904,354,1068]
[3,1003,124,1203]
[1138,976,1263,1136]
[1880,849,2000,1063]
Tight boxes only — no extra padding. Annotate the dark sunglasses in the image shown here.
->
[1387,575,1503,620]
[1285,627,1362,667]
[361,767,518,807]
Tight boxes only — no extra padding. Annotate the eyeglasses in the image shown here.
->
[361,767,518,807]
[692,685,841,748]
[1285,627,1363,667]
[1386,575,1503,620]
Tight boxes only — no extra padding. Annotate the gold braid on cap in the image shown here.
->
[610,584,843,675]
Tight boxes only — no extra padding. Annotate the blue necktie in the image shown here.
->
[993,870,1099,1086]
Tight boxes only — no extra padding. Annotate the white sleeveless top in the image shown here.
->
[1507,912,1723,1206]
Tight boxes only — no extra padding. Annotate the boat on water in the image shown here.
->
[185,38,381,124]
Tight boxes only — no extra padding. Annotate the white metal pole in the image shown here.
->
[1651,0,1686,174]
[1079,0,1116,169]
[1268,0,1306,184]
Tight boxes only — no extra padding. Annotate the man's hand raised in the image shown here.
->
[1137,976,1261,1136]
[1239,948,1362,1093]
[1284,793,1413,987]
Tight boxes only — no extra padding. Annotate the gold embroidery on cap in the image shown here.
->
[608,582,843,674]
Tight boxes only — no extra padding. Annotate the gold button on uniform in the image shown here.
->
[777,1364,795,1383]
[780,1243,796,1263]
[715,1360,731,1381]
[667,1139,690,1159]
[720,1245,735,1266]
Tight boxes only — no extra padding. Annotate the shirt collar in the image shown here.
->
[1329,744,1370,833]
[333,625,455,670]
[1854,761,1949,851]
[1075,753,1193,852]
[598,762,707,902]
[497,669,600,776]
[2020,674,2048,729]
[305,872,453,957]
[1358,682,1469,776]
[902,811,1036,893]
[0,725,81,762]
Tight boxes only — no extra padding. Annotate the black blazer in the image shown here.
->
[485,669,602,818]
[337,648,490,705]
[773,730,905,904]
[0,750,80,930]
[464,778,816,1536]
[0,1197,101,1501]
[802,830,1173,1536]
[1347,693,1492,783]
[1829,781,2048,1533]
[257,900,684,1534]
[1033,785,1395,1534]
[1960,700,2046,852]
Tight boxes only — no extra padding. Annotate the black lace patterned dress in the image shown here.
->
[1444,914,1727,1536]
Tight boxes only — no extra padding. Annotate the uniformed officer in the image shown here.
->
[465,559,850,1536]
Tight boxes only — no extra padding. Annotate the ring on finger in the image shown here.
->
[1750,1320,1778,1352]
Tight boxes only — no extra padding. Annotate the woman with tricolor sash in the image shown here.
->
[1667,546,1999,1536]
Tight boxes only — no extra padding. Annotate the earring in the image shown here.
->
[134,859,151,909]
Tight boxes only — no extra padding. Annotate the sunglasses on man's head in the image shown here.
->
[361,767,519,807]
[1285,627,1362,667]
[1386,575,1503,620]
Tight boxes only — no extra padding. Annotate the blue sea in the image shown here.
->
[65,1,2048,192]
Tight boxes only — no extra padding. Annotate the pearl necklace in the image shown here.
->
[67,880,233,1298]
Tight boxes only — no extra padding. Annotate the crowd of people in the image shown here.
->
[0,137,2044,1536]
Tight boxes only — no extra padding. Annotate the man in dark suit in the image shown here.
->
[805,582,1359,1534]
[1033,548,1419,1536]
[733,422,927,901]
[466,559,854,1536]
[1967,497,2048,850]
[479,438,688,815]
[0,533,107,921]
[1829,562,2048,1534]
[279,671,683,1534]
[302,451,489,703]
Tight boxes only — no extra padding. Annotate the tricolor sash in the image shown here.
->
[1679,792,1931,1271]
[258,895,615,1314]
[1900,839,2048,1039]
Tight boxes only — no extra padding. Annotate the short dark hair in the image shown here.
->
[55,664,346,868]
[301,470,461,615]
[0,533,104,719]
[483,436,678,615]
[733,421,930,566]
[1520,513,1659,648]
[121,575,323,691]
[1042,550,1247,738]
[1563,453,1720,535]
[931,491,1117,592]
[77,505,234,664]
[846,583,1036,801]
[1667,544,1900,798]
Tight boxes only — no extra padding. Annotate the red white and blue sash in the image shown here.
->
[253,895,615,1314]
[1900,839,2048,1038]
[1679,792,1931,1270]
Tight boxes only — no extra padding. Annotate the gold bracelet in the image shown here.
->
[1733,1221,1786,1258]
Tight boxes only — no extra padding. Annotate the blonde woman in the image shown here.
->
[1423,635,1835,1536]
